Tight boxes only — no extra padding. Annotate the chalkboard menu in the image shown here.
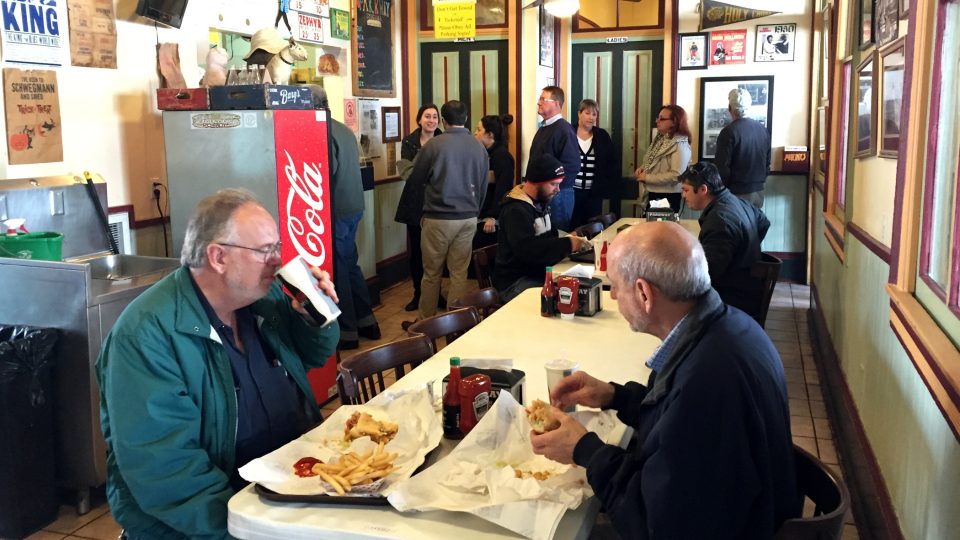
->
[352,0,395,97]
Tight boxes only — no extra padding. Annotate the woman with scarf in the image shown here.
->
[634,104,692,213]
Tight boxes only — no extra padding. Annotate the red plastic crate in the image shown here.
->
[157,88,210,110]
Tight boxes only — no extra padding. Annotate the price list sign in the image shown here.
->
[352,0,395,97]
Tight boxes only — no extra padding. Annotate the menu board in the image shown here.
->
[352,0,395,97]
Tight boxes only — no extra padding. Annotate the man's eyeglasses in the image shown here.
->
[214,241,282,262]
[538,97,558,103]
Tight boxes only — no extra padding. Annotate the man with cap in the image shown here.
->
[714,88,771,208]
[680,161,770,316]
[493,154,590,302]
[308,85,380,350]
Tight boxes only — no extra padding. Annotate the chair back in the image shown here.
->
[471,243,498,289]
[406,307,481,351]
[573,221,604,239]
[448,287,502,319]
[588,212,617,228]
[337,334,435,405]
[773,445,850,540]
[750,252,782,328]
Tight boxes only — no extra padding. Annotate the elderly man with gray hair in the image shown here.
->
[530,221,799,539]
[97,188,340,539]
[714,87,771,208]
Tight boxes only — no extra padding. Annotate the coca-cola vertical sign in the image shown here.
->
[273,109,333,274]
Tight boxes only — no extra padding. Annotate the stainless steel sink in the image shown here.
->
[86,254,180,280]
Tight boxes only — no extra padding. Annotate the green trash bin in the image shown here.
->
[0,232,63,261]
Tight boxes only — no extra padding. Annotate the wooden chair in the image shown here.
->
[773,445,850,540]
[573,221,604,239]
[337,334,435,405]
[448,287,501,319]
[750,252,783,328]
[471,243,497,289]
[406,307,481,351]
[588,212,617,228]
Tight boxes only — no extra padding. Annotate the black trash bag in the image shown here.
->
[0,325,60,407]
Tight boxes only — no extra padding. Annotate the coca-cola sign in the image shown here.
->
[273,110,333,274]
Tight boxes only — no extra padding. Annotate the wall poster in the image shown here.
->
[0,0,66,66]
[710,29,747,65]
[755,23,796,62]
[66,0,117,68]
[3,68,63,164]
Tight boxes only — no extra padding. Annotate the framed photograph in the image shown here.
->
[678,32,709,70]
[876,0,899,46]
[539,7,556,69]
[860,0,874,49]
[330,7,350,40]
[879,37,906,158]
[756,23,796,62]
[710,29,747,65]
[899,0,908,19]
[382,106,401,143]
[855,52,878,157]
[698,76,774,161]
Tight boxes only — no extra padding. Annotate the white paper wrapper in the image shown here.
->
[559,264,594,279]
[387,392,621,540]
[238,389,442,497]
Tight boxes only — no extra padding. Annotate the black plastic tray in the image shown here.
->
[255,483,391,506]
[568,247,595,263]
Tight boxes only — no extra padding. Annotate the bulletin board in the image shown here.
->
[352,0,395,97]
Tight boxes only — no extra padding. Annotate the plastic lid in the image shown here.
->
[450,357,460,366]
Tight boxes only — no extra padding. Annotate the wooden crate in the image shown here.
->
[156,88,209,110]
[208,85,313,110]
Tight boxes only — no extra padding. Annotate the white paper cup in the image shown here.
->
[545,359,579,412]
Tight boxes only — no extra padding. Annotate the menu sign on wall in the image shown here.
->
[0,0,67,66]
[66,0,117,68]
[3,68,63,164]
[352,0,395,97]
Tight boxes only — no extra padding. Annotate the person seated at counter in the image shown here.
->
[680,161,770,316]
[96,188,340,539]
[492,154,589,302]
[530,221,799,540]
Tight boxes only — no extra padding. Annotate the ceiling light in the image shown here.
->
[543,0,580,18]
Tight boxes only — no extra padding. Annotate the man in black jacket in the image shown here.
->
[680,162,770,317]
[492,154,589,302]
[714,88,771,208]
[530,221,799,540]
[529,86,581,232]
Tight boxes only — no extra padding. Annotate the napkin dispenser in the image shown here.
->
[443,367,524,405]
[645,209,679,222]
[576,277,602,317]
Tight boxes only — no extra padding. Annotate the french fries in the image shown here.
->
[307,443,398,494]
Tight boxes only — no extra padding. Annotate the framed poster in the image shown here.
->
[755,23,796,62]
[876,0,899,46]
[678,32,709,70]
[698,76,774,161]
[382,106,401,143]
[879,37,905,158]
[860,0,874,49]
[899,0,908,19]
[710,29,747,65]
[352,0,395,98]
[539,7,555,69]
[855,52,878,157]
[330,7,350,40]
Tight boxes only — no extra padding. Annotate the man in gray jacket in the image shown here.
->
[406,100,488,322]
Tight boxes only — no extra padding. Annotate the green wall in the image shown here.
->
[811,191,960,540]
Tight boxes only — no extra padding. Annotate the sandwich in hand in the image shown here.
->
[526,399,561,433]
[344,412,399,444]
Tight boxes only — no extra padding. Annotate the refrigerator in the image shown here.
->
[162,109,339,404]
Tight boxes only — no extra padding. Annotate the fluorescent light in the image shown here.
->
[544,0,579,18]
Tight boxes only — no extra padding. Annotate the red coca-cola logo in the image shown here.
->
[274,110,333,274]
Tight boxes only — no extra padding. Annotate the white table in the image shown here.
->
[228,288,661,540]
[553,218,701,284]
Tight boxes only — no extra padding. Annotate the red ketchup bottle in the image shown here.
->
[443,357,464,439]
[458,373,491,435]
[599,241,608,272]
[541,266,556,317]
[557,276,580,320]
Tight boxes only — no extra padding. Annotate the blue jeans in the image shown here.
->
[550,188,575,232]
[333,212,377,340]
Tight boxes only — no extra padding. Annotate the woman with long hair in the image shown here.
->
[473,113,515,247]
[395,104,442,311]
[634,104,692,213]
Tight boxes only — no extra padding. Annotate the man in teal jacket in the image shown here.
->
[97,189,340,539]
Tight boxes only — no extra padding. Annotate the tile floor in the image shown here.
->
[24,280,862,540]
